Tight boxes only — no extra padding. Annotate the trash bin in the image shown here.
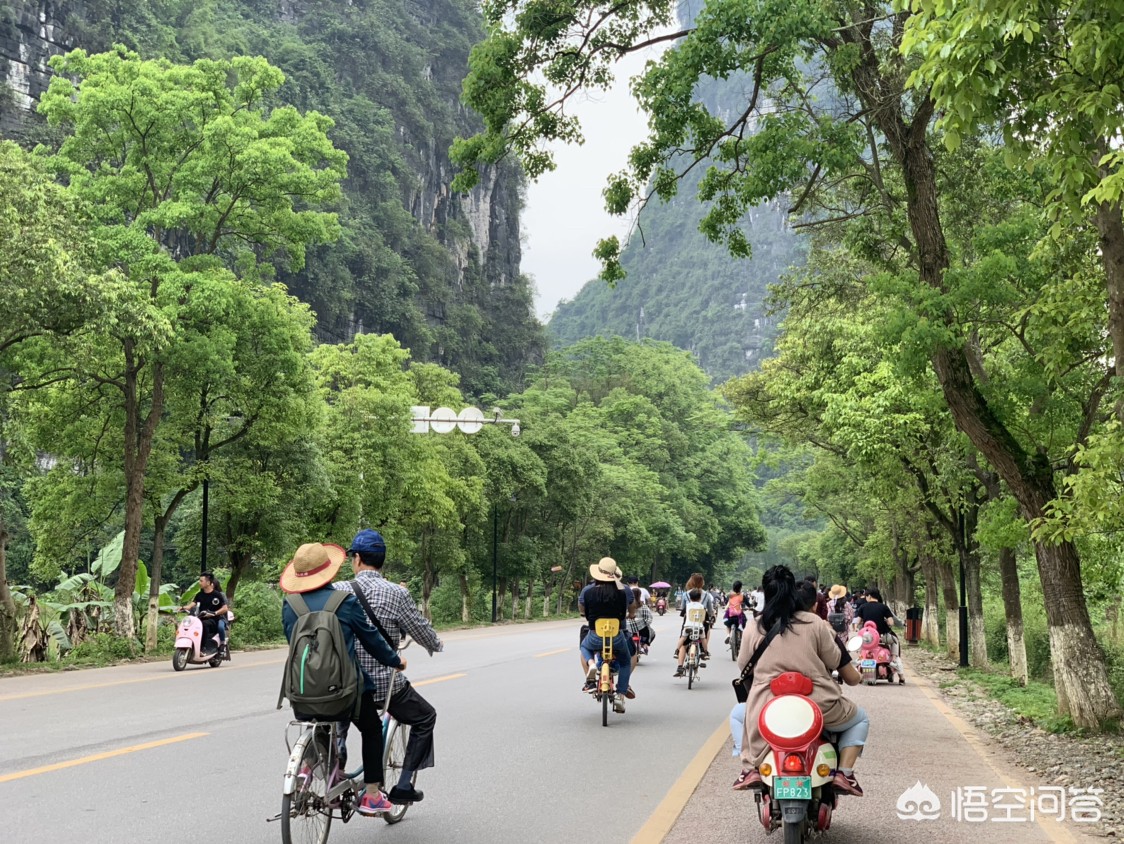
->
[905,607,922,644]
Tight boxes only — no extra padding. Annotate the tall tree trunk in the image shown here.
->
[117,349,163,642]
[854,46,1120,724]
[459,572,471,623]
[964,547,988,667]
[509,578,518,622]
[542,575,553,618]
[144,512,168,653]
[225,550,252,603]
[918,549,942,648]
[998,547,1028,686]
[937,555,960,660]
[0,524,15,662]
[144,488,191,652]
[524,591,532,620]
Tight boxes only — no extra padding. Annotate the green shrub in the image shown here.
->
[67,633,138,663]
[230,581,284,645]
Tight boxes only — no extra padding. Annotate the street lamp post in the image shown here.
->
[200,475,209,574]
[959,509,969,668]
[491,502,499,624]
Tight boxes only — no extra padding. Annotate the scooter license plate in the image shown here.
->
[774,776,812,799]
[861,659,877,668]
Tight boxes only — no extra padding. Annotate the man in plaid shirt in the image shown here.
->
[335,529,443,806]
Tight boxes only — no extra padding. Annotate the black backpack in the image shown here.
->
[828,611,848,633]
[277,591,362,720]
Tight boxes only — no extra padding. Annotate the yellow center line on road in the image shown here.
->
[412,673,466,687]
[0,658,286,702]
[0,732,208,784]
[534,647,571,658]
[632,719,728,844]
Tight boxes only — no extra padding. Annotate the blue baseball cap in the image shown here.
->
[348,529,386,556]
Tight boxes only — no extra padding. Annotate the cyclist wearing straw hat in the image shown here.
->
[577,557,636,712]
[280,542,406,817]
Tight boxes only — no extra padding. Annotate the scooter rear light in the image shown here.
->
[782,753,804,773]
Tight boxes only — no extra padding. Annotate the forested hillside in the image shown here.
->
[545,4,806,384]
[548,168,803,383]
[0,0,544,396]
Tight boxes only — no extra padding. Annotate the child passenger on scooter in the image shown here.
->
[732,565,870,797]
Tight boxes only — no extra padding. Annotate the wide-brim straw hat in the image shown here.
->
[829,584,847,600]
[280,543,346,593]
[589,556,625,589]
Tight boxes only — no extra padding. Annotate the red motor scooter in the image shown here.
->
[752,672,841,844]
[172,609,232,671]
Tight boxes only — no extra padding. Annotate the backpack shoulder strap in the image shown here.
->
[737,620,784,685]
[323,589,348,615]
[350,580,394,643]
[286,593,311,616]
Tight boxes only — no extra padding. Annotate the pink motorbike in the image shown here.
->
[172,609,232,671]
[847,621,903,685]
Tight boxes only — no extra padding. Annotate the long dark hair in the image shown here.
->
[757,565,808,635]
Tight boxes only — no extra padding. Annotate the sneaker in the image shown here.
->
[673,666,685,677]
[585,663,598,683]
[581,679,596,692]
[624,687,636,699]
[732,768,764,790]
[832,771,864,797]
[612,694,626,713]
[387,785,424,805]
[356,790,394,815]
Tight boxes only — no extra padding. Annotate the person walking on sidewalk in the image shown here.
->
[336,529,443,806]
[733,564,870,797]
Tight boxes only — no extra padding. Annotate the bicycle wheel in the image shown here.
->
[282,731,333,844]
[382,721,414,824]
[687,644,696,690]
[731,627,741,661]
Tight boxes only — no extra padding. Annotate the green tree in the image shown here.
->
[34,47,345,640]
[0,141,107,661]
[455,0,1121,727]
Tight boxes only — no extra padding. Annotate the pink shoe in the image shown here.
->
[356,790,393,816]
[733,768,763,790]
[832,771,863,796]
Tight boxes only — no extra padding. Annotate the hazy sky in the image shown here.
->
[520,50,658,321]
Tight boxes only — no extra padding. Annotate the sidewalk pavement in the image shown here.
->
[659,654,1103,844]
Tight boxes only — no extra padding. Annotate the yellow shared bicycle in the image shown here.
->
[592,618,622,727]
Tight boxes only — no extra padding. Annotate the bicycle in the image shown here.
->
[273,641,415,843]
[591,618,622,726]
[728,619,743,662]
[682,603,707,690]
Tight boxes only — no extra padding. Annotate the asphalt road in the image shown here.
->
[2,611,734,844]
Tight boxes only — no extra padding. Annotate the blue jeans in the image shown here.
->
[580,630,632,695]
[217,618,227,643]
[828,706,870,750]
[730,702,746,756]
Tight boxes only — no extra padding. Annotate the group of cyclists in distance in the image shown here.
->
[577,560,898,798]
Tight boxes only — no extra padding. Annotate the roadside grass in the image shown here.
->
[0,610,582,676]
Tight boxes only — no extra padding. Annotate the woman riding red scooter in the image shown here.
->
[733,565,871,797]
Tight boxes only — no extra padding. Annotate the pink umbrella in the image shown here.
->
[650,581,671,589]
